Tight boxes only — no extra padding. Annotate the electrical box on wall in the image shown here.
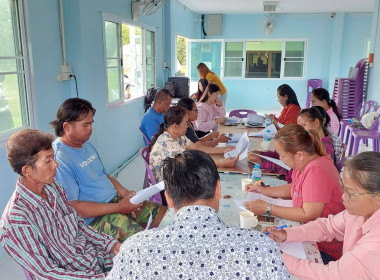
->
[207,14,222,36]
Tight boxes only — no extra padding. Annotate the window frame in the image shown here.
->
[223,38,307,80]
[0,0,35,143]
[102,13,157,107]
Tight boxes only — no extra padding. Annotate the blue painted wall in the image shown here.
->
[202,13,372,112]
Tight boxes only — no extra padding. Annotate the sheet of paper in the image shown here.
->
[130,181,165,204]
[224,132,250,160]
[279,242,307,259]
[223,116,240,125]
[251,153,291,170]
[247,114,265,126]
[234,192,293,209]
[225,133,242,144]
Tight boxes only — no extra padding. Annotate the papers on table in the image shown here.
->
[248,123,285,137]
[130,181,165,204]
[234,192,293,209]
[279,242,307,259]
[250,153,291,171]
[246,114,265,127]
[224,132,250,160]
[223,116,240,126]
[225,133,242,145]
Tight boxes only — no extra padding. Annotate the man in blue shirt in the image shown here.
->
[141,89,172,144]
[51,98,167,242]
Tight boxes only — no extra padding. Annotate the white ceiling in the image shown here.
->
[175,0,375,14]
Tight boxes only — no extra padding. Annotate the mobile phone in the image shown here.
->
[257,215,275,224]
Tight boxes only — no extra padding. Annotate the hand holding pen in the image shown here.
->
[262,225,288,243]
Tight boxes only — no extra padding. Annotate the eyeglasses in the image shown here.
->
[340,180,380,200]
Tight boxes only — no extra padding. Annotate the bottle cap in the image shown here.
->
[254,164,260,168]
[266,130,270,133]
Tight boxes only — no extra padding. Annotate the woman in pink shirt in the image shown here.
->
[310,88,342,135]
[193,84,226,138]
[244,124,344,260]
[265,151,380,279]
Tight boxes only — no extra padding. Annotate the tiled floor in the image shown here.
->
[0,154,146,279]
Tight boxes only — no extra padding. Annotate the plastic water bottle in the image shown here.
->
[265,116,272,127]
[252,164,262,182]
[263,129,272,142]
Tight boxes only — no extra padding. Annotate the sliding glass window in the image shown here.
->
[0,0,31,137]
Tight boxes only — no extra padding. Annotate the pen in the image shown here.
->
[264,224,288,235]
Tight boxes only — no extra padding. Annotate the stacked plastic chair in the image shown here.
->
[305,79,322,108]
[332,59,368,120]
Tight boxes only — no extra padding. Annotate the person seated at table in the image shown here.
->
[193,84,226,138]
[0,129,120,279]
[51,98,167,242]
[177,97,230,146]
[310,88,342,135]
[244,124,344,262]
[269,84,301,130]
[313,105,345,161]
[141,89,173,144]
[189,78,208,102]
[149,105,238,184]
[248,107,336,182]
[106,150,290,279]
[264,151,380,279]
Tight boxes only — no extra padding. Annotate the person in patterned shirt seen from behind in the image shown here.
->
[0,129,120,279]
[107,150,290,279]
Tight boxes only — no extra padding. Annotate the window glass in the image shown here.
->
[176,35,188,76]
[0,0,30,135]
[224,42,243,77]
[284,41,305,78]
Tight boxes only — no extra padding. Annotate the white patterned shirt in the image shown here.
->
[150,131,191,182]
[107,206,290,280]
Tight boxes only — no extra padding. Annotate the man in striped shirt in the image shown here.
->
[0,129,120,279]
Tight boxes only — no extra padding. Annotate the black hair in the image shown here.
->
[277,84,300,107]
[344,151,380,193]
[195,78,209,101]
[311,88,342,121]
[50,98,96,137]
[149,106,187,151]
[177,97,195,111]
[299,107,329,136]
[154,89,173,102]
[199,84,220,103]
[162,150,219,208]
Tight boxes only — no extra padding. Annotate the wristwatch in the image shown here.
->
[265,203,272,217]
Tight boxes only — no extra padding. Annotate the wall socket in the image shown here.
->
[57,64,73,81]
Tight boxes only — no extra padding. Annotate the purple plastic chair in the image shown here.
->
[139,126,150,146]
[339,100,377,143]
[347,114,380,156]
[305,79,322,108]
[139,146,162,204]
[229,109,256,118]
[23,268,34,280]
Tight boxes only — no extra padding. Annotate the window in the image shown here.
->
[103,15,155,104]
[176,35,188,76]
[224,40,306,79]
[0,0,31,136]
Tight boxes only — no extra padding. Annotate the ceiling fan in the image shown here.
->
[131,0,165,20]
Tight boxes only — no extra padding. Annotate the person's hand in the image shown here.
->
[111,242,122,255]
[215,117,226,124]
[215,98,223,107]
[245,182,266,193]
[261,226,287,243]
[217,133,230,143]
[272,118,278,126]
[189,93,197,100]
[219,157,238,167]
[243,200,267,215]
[118,197,143,215]
[208,131,220,139]
[268,114,276,121]
[248,151,262,163]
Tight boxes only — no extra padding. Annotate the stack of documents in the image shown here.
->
[224,132,250,160]
[223,117,240,126]
[246,114,265,127]
[225,133,242,146]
